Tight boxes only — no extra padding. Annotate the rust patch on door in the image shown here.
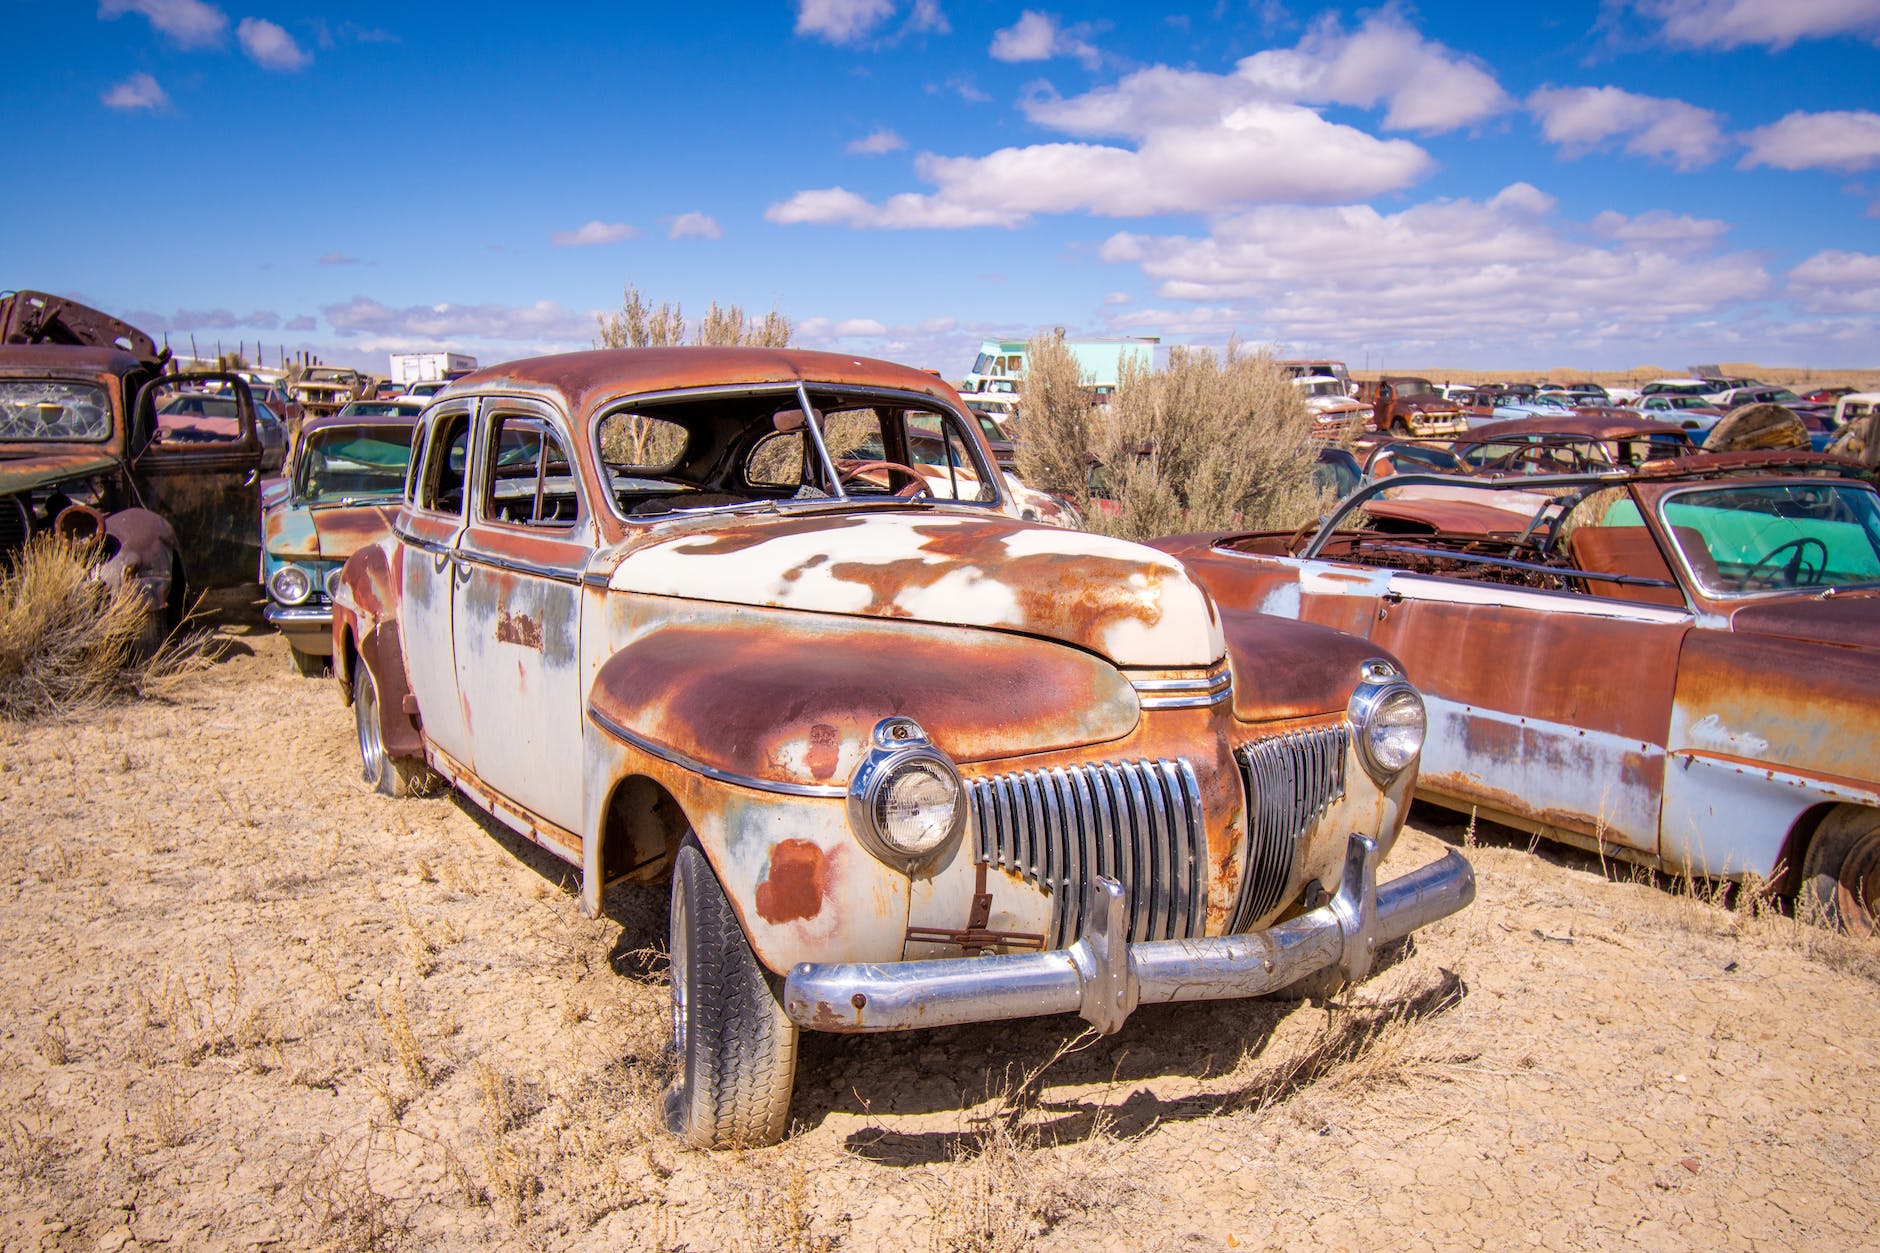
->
[496,609,543,650]
[806,723,841,781]
[755,839,828,924]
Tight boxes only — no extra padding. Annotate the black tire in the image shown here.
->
[353,659,434,798]
[1801,807,1880,937]
[289,645,327,678]
[664,839,798,1148]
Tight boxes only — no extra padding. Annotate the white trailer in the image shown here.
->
[390,352,477,385]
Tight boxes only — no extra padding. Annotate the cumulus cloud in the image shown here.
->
[1787,249,1880,312]
[549,220,638,247]
[794,0,895,43]
[322,296,597,343]
[1739,110,1880,171]
[102,72,168,111]
[1527,85,1727,170]
[1589,209,1730,248]
[848,128,907,155]
[99,0,227,48]
[318,252,361,266]
[1093,188,1768,356]
[768,102,1431,228]
[237,17,310,70]
[124,307,283,332]
[990,11,1102,68]
[285,315,317,332]
[666,212,723,240]
[1624,0,1880,49]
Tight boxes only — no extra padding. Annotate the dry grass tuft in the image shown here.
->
[298,1130,413,1252]
[37,1015,71,1066]
[0,533,155,720]
[1015,336,1322,542]
[0,1099,59,1185]
[377,986,429,1089]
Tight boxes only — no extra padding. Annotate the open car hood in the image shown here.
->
[608,507,1225,667]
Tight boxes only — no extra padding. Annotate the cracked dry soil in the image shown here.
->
[1,627,1877,1251]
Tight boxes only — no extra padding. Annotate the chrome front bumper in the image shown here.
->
[784,833,1474,1035]
[264,603,334,650]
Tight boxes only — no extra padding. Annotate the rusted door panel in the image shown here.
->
[450,524,588,832]
[1369,578,1689,851]
[138,443,263,588]
[397,510,471,765]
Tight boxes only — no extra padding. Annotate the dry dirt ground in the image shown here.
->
[2,626,1878,1252]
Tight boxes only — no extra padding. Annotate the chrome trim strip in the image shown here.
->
[1129,673,1231,694]
[586,704,847,799]
[453,547,585,585]
[264,605,333,627]
[1131,668,1233,710]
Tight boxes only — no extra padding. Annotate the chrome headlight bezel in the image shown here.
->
[847,717,967,871]
[267,561,314,606]
[325,566,344,599]
[1348,659,1426,781]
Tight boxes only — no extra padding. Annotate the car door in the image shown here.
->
[133,373,267,589]
[395,401,477,769]
[449,400,590,837]
[1357,569,1689,852]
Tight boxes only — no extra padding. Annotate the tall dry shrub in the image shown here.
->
[1019,339,1323,542]
[595,285,792,350]
[0,534,157,720]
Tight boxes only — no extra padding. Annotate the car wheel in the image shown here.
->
[664,838,798,1148]
[1801,807,1880,937]
[1390,419,1410,435]
[289,645,327,678]
[353,659,433,797]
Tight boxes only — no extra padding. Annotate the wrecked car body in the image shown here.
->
[1154,452,1880,934]
[331,346,1475,1147]
[0,290,270,627]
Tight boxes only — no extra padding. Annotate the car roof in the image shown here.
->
[1467,413,1688,440]
[0,344,146,376]
[451,346,963,415]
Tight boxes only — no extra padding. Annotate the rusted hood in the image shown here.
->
[1728,594,1880,652]
[607,508,1225,667]
[0,450,119,495]
[262,499,398,563]
[1221,606,1399,720]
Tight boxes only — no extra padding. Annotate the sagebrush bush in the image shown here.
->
[0,533,157,720]
[1016,334,1324,542]
[595,284,792,349]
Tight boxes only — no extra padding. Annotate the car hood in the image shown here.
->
[608,507,1225,667]
[0,450,119,495]
[1728,593,1880,652]
[1396,397,1459,411]
[262,498,398,563]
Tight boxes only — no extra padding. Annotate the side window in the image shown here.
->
[420,410,473,515]
[482,413,580,527]
[747,430,805,488]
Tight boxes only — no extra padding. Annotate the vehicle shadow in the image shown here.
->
[805,958,1463,1164]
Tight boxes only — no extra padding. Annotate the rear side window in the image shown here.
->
[419,410,473,515]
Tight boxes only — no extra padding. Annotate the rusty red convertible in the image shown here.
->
[330,347,1474,1147]
[1155,452,1880,934]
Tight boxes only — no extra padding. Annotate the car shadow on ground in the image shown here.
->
[802,950,1463,1164]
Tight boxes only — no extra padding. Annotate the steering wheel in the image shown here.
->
[836,459,929,497]
[1742,536,1829,589]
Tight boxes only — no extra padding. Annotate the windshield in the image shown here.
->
[1660,483,1880,596]
[0,380,112,440]
[1300,379,1344,398]
[294,425,416,502]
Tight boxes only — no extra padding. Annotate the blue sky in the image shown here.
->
[5,0,1880,375]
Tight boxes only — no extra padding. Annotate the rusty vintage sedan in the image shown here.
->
[330,347,1474,1147]
[1154,451,1880,934]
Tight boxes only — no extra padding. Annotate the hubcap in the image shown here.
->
[669,879,689,1057]
[356,667,384,785]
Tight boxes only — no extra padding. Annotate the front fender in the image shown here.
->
[332,540,423,758]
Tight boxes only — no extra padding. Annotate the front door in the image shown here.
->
[449,401,590,835]
[396,402,476,768]
[134,373,266,589]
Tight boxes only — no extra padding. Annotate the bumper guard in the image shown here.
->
[783,833,1474,1035]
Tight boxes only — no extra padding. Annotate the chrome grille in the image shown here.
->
[969,758,1207,949]
[0,497,27,561]
[1232,726,1350,931]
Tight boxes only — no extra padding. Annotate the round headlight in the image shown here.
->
[1349,662,1426,780]
[268,563,313,605]
[848,718,966,869]
[325,566,344,599]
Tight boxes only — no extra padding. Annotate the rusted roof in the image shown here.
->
[1467,413,1687,441]
[0,345,145,376]
[453,347,963,415]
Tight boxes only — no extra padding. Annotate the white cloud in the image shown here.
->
[1739,110,1880,171]
[990,11,1102,69]
[1625,0,1880,50]
[323,296,598,343]
[1589,209,1730,248]
[549,220,638,247]
[795,0,895,43]
[1104,291,1131,305]
[768,102,1431,228]
[667,212,723,240]
[1527,85,1727,170]
[99,0,226,48]
[102,72,168,111]
[1093,189,1769,356]
[1237,10,1509,133]
[236,17,309,70]
[833,318,889,336]
[848,128,907,155]
[1787,250,1880,312]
